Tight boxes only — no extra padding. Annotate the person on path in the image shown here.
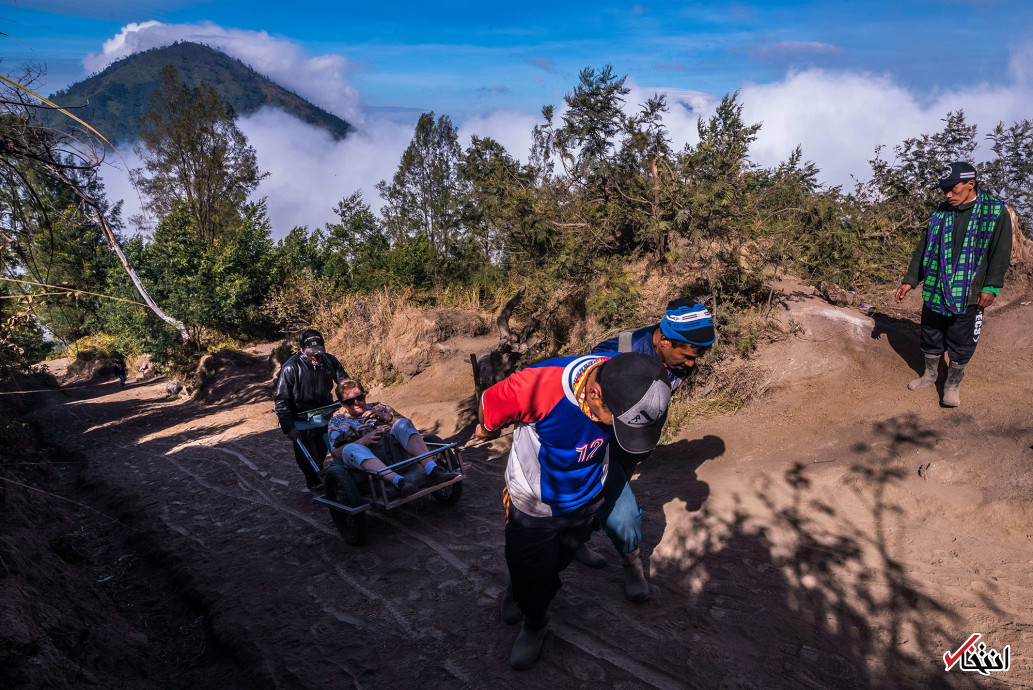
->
[273,329,349,489]
[574,299,716,601]
[112,356,128,388]
[475,352,671,669]
[327,378,456,496]
[894,162,1012,407]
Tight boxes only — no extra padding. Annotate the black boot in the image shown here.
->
[500,572,522,625]
[942,363,966,407]
[573,541,606,569]
[509,617,549,670]
[908,354,941,391]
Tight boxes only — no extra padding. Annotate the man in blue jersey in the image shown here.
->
[580,299,716,601]
[475,352,671,669]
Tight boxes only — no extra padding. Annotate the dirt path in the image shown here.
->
[23,281,1033,689]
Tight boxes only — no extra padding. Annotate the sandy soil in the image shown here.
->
[16,277,1033,689]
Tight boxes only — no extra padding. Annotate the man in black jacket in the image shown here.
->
[273,329,349,489]
[894,162,1012,407]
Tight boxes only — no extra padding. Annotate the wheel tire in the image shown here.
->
[323,465,366,546]
[432,478,462,506]
[423,435,463,506]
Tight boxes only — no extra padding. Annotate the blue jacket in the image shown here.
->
[592,325,685,390]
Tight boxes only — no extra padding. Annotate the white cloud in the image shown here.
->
[751,40,843,61]
[636,35,1033,189]
[736,64,1033,187]
[739,69,927,186]
[83,20,364,126]
[99,107,415,239]
[239,108,413,234]
[457,109,539,162]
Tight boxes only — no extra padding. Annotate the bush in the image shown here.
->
[60,334,121,361]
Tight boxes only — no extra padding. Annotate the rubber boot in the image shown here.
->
[573,541,606,569]
[908,354,941,391]
[621,548,650,602]
[500,573,522,625]
[509,618,549,670]
[942,363,966,407]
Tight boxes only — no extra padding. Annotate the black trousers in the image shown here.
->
[290,426,329,487]
[919,304,982,366]
[505,496,600,628]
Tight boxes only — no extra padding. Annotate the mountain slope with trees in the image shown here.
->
[47,41,353,143]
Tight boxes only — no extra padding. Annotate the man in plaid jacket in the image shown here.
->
[894,162,1012,407]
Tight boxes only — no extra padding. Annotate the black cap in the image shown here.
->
[299,328,324,349]
[933,162,976,189]
[598,353,672,454]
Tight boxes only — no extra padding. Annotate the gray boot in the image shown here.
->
[621,548,650,602]
[908,354,941,391]
[509,618,548,670]
[573,541,606,569]
[942,363,966,407]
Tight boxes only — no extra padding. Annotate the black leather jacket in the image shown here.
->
[273,352,349,433]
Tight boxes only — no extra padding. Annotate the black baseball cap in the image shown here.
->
[598,353,672,454]
[933,162,976,189]
[299,329,325,349]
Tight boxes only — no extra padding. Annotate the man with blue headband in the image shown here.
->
[582,299,716,601]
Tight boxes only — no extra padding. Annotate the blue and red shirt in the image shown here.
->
[481,355,612,517]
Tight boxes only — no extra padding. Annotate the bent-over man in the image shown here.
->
[475,352,671,669]
[577,299,716,601]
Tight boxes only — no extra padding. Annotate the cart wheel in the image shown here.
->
[324,465,366,546]
[432,478,462,506]
[423,435,463,506]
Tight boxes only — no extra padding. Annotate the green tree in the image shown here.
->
[458,136,528,269]
[1,66,185,349]
[612,94,679,261]
[377,112,467,279]
[864,110,978,242]
[104,202,275,356]
[552,65,629,188]
[271,226,327,282]
[324,191,388,288]
[981,118,1033,232]
[678,91,762,242]
[135,65,268,245]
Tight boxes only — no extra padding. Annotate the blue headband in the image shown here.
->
[659,304,716,346]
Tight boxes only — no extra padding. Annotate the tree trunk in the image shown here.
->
[41,161,189,340]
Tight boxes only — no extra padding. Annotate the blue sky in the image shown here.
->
[3,0,1032,235]
[6,0,1030,117]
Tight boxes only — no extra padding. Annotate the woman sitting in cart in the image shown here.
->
[326,379,456,497]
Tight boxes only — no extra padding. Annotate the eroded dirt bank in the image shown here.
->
[12,281,1033,688]
[0,389,251,688]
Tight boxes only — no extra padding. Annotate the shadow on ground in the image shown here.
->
[648,415,974,688]
[871,311,924,374]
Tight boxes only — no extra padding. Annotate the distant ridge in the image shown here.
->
[48,41,354,144]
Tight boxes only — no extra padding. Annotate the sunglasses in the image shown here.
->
[341,394,366,405]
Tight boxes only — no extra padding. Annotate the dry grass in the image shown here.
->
[661,390,743,445]
[662,354,768,441]
[263,281,491,386]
